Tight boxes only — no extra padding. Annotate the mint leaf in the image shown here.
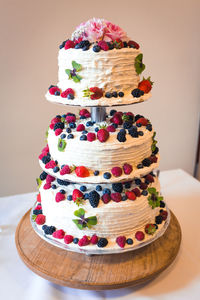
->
[72,61,82,72]
[74,208,85,218]
[135,53,145,75]
[87,216,97,226]
[72,219,84,230]
[58,138,66,152]
[72,75,81,83]
[65,69,72,79]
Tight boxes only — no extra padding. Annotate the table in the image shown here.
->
[1,169,200,300]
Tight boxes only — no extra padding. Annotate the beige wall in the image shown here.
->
[0,0,199,196]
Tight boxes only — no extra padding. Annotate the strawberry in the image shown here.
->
[136,118,148,126]
[128,40,140,49]
[76,124,85,131]
[125,191,136,200]
[83,87,103,100]
[72,189,83,202]
[75,166,90,177]
[116,236,126,248]
[97,129,109,142]
[138,77,153,93]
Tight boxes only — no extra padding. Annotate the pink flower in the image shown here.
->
[104,21,128,42]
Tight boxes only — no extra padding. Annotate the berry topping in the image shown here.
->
[90,234,98,245]
[78,235,90,246]
[136,118,148,126]
[79,109,90,117]
[116,236,126,248]
[83,87,103,100]
[97,238,108,248]
[135,231,145,241]
[106,125,116,132]
[64,235,74,244]
[117,131,126,142]
[126,238,133,245]
[93,45,101,52]
[128,40,140,49]
[142,158,151,167]
[98,40,109,51]
[46,174,55,184]
[64,40,75,49]
[112,183,123,193]
[138,77,153,93]
[45,160,57,169]
[61,88,75,98]
[88,190,100,208]
[75,166,90,177]
[76,124,85,131]
[118,91,124,97]
[103,172,111,179]
[132,188,141,197]
[53,229,65,239]
[131,88,144,98]
[35,214,46,225]
[97,128,109,142]
[49,86,60,95]
[94,170,99,176]
[111,167,122,177]
[43,183,51,190]
[145,174,154,183]
[102,193,111,204]
[55,192,65,202]
[87,132,96,142]
[125,191,136,200]
[155,215,163,224]
[60,165,71,175]
[160,210,168,220]
[111,192,122,202]
[105,92,112,98]
[66,115,76,123]
[72,189,83,202]
[123,163,133,175]
[110,114,123,125]
[145,224,157,235]
[55,128,63,136]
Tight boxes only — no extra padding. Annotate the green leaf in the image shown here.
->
[74,208,85,218]
[87,216,97,226]
[36,178,42,188]
[135,53,145,75]
[58,138,66,152]
[65,69,72,79]
[32,214,37,221]
[148,187,156,194]
[72,75,81,83]
[72,60,82,72]
[75,74,82,81]
[72,219,84,230]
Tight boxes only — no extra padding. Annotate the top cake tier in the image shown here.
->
[46,18,152,107]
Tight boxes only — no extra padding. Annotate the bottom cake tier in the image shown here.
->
[31,172,169,254]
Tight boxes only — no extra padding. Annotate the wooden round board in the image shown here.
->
[15,209,181,290]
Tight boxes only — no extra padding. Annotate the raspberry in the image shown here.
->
[64,40,75,49]
[145,174,154,183]
[90,234,98,245]
[35,204,42,210]
[136,118,148,126]
[53,229,65,239]
[111,167,122,177]
[45,160,56,169]
[37,193,41,203]
[55,192,65,202]
[49,123,54,129]
[128,40,140,49]
[43,183,51,190]
[78,235,90,246]
[72,189,83,202]
[102,193,111,204]
[89,87,103,100]
[97,129,109,142]
[87,132,96,142]
[85,113,90,118]
[140,183,148,190]
[149,155,158,163]
[107,125,116,132]
[98,41,109,51]
[160,210,168,220]
[125,191,136,200]
[110,114,122,125]
[132,188,141,197]
[123,163,133,175]
[135,231,145,241]
[60,165,71,175]
[35,214,46,225]
[116,236,126,248]
[64,235,74,244]
[51,117,61,125]
[46,174,55,184]
[126,112,134,117]
[66,115,76,123]
[76,124,85,131]
[42,145,49,153]
[75,166,90,177]
[39,152,46,160]
[49,86,60,95]
[79,109,90,117]
[111,192,122,202]
[55,128,63,136]
[61,88,75,98]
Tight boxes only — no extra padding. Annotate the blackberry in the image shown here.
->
[75,43,81,49]
[112,91,118,98]
[44,226,56,235]
[155,215,163,224]
[51,184,57,189]
[53,122,64,131]
[88,190,100,207]
[82,45,90,51]
[59,41,66,49]
[142,158,151,167]
[129,130,139,138]
[67,93,74,100]
[93,45,101,52]
[53,166,59,173]
[67,134,74,139]
[80,185,87,192]
[135,178,141,185]
[69,122,76,129]
[146,124,152,131]
[80,135,87,141]
[67,195,72,201]
[124,182,131,189]
[103,172,111,179]
[40,171,47,181]
[123,121,132,129]
[33,209,42,215]
[131,88,144,98]
[57,178,70,186]
[126,238,133,245]
[135,114,144,122]
[137,163,143,169]
[112,183,123,193]
[152,147,159,155]
[42,225,47,230]
[118,91,124,97]
[117,131,126,142]
[96,185,102,191]
[110,109,117,116]
[105,92,112,98]
[73,238,79,244]
[97,238,108,248]
[160,201,165,208]
[94,170,99,176]
[41,156,51,164]
[103,188,111,195]
[66,128,71,133]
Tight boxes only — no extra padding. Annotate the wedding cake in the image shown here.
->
[32,18,169,254]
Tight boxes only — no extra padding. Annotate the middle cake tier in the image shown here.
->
[39,109,159,183]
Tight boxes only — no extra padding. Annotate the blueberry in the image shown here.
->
[103,172,111,179]
[80,115,86,119]
[61,134,66,139]
[94,170,99,176]
[82,130,88,134]
[138,131,144,136]
[131,89,144,98]
[42,225,47,230]
[95,127,99,132]
[86,121,93,127]
[112,123,118,128]
[69,122,76,129]
[60,189,66,194]
[80,135,87,140]
[67,93,74,100]
[73,238,79,244]
[126,238,133,245]
[124,182,131,189]
[67,195,72,201]
[62,114,66,118]
[96,185,102,191]
[160,201,165,208]
[66,128,71,133]
[51,184,57,189]
[123,42,128,48]
[55,91,60,96]
[41,156,51,164]
[33,209,42,215]
[146,124,152,131]
[80,185,87,192]
[112,91,118,98]
[118,92,124,97]
[137,163,143,169]
[105,92,112,98]
[40,171,47,181]
[103,188,111,195]
[136,123,142,127]
[82,45,90,51]
[53,166,59,173]
[122,195,128,201]
[110,109,117,116]
[84,193,89,199]
[75,43,81,49]
[67,134,74,139]
[93,45,101,52]
[135,178,141,185]
[141,190,148,196]
[56,115,61,118]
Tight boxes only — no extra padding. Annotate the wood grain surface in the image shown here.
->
[15,209,181,290]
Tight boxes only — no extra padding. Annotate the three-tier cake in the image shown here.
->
[31,18,169,254]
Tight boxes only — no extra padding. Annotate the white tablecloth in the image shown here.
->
[0,169,200,300]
